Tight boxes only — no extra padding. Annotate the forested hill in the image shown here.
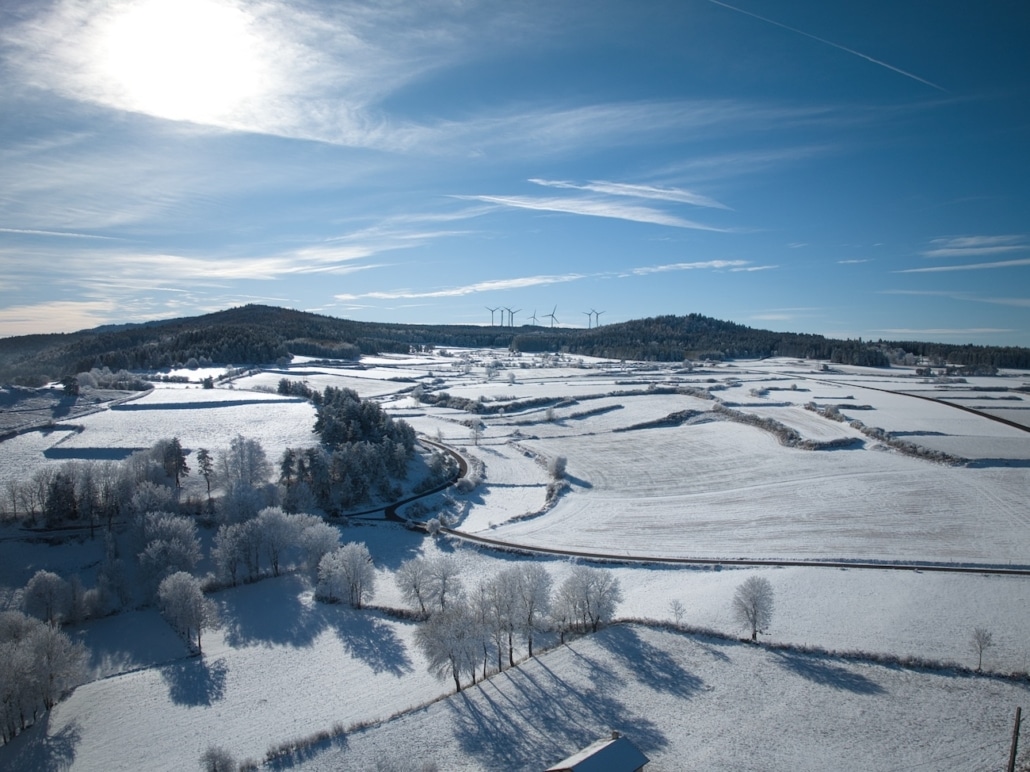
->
[1,304,1027,385]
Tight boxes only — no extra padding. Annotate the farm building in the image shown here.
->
[544,731,648,771]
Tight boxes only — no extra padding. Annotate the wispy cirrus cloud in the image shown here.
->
[882,289,1030,307]
[631,260,749,275]
[335,273,585,301]
[730,264,777,272]
[0,227,126,240]
[920,235,1028,259]
[897,258,1030,273]
[0,300,119,336]
[528,178,730,210]
[455,194,727,231]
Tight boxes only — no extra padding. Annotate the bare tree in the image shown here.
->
[733,575,774,642]
[669,599,686,627]
[970,626,994,672]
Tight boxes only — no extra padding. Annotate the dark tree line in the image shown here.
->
[4,304,1028,386]
[278,383,418,514]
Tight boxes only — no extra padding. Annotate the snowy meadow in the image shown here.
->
[2,352,1029,771]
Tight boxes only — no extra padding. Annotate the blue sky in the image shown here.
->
[1,1,1028,345]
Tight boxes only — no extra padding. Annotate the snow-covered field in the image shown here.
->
[3,352,1030,770]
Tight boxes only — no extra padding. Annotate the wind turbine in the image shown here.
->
[594,310,605,327]
[486,306,499,326]
[583,311,593,329]
[509,308,521,327]
[546,305,559,328]
[502,307,514,327]
[528,310,540,326]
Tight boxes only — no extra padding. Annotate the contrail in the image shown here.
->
[707,0,947,93]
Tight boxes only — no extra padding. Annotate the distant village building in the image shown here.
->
[544,731,648,772]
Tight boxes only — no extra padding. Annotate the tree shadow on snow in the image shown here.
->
[594,625,704,698]
[4,715,81,772]
[218,576,325,648]
[323,607,413,677]
[446,649,667,769]
[564,473,593,489]
[160,656,229,706]
[772,650,886,695]
[964,458,1030,469]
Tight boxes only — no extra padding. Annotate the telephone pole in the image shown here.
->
[1007,706,1022,772]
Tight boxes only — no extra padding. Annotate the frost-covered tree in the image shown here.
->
[395,557,432,616]
[221,435,272,490]
[553,565,621,637]
[255,507,299,577]
[317,542,376,608]
[547,455,567,480]
[92,531,130,613]
[31,619,89,709]
[130,481,176,517]
[212,522,249,586]
[425,556,463,612]
[298,521,340,576]
[415,600,482,692]
[732,575,774,642]
[486,570,520,667]
[158,572,215,652]
[511,563,552,657]
[200,745,237,772]
[135,512,202,594]
[0,611,87,743]
[22,570,71,625]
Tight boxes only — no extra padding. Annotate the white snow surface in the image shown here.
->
[3,354,1030,771]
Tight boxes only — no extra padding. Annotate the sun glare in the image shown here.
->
[98,0,267,124]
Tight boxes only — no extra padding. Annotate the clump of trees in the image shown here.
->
[316,542,376,608]
[0,611,88,745]
[276,383,418,515]
[158,572,216,653]
[212,508,337,586]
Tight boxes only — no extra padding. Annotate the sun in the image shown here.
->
[98,0,267,124]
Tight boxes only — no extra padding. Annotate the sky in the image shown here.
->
[1,0,1028,346]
